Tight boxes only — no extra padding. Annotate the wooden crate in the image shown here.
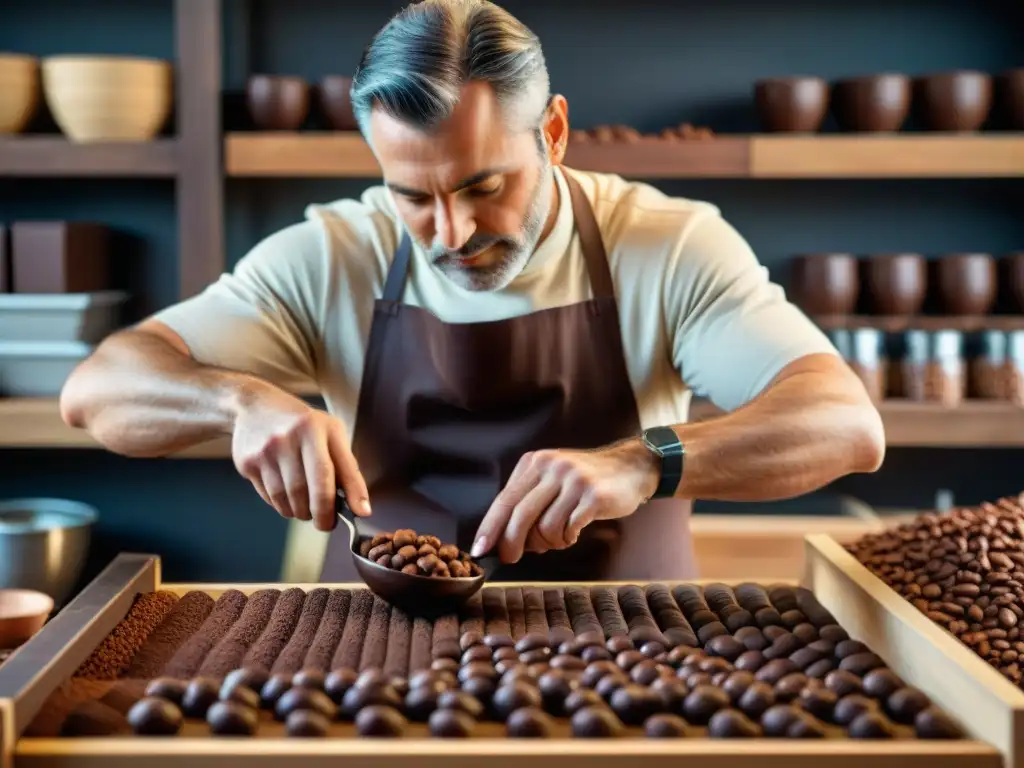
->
[804,534,1024,768]
[0,552,1004,768]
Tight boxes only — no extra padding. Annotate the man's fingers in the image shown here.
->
[303,436,336,532]
[261,465,292,519]
[535,484,583,549]
[278,448,311,522]
[327,426,371,516]
[473,459,539,557]
[499,477,561,564]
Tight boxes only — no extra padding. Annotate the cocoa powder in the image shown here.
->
[359,596,392,671]
[243,587,306,671]
[430,613,459,659]
[124,591,215,679]
[382,607,412,678]
[301,589,350,672]
[162,590,247,679]
[482,586,511,638]
[271,588,330,674]
[544,588,573,645]
[76,591,178,680]
[522,587,549,636]
[408,617,434,673]
[25,679,114,737]
[505,588,527,639]
[331,589,373,670]
[565,586,602,638]
[198,589,280,678]
[458,590,485,637]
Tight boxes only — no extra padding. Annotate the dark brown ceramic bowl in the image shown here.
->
[935,252,996,315]
[831,74,911,132]
[789,253,860,315]
[863,253,927,316]
[319,75,357,131]
[912,70,992,132]
[754,77,829,133]
[246,74,309,131]
[1000,252,1024,313]
[995,68,1024,130]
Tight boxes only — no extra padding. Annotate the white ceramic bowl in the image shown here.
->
[0,588,53,649]
[41,55,172,142]
[0,53,40,134]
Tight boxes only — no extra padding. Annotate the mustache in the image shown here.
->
[430,234,516,263]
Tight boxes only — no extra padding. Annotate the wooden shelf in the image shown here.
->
[812,315,1024,333]
[224,132,1024,179]
[4,397,1024,454]
[0,137,178,177]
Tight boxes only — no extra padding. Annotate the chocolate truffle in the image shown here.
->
[507,707,555,738]
[404,687,440,721]
[886,687,931,724]
[773,673,808,703]
[787,711,828,739]
[461,676,496,705]
[792,623,819,645]
[683,685,731,725]
[651,678,689,711]
[581,661,619,688]
[798,687,837,721]
[848,711,896,739]
[644,713,690,738]
[760,704,801,737]
[220,682,260,709]
[629,660,662,686]
[438,690,485,719]
[606,635,633,654]
[259,673,292,709]
[755,659,799,685]
[667,645,701,666]
[734,651,766,673]
[207,701,259,736]
[462,645,492,665]
[286,709,330,737]
[429,708,475,738]
[595,674,627,701]
[734,627,769,652]
[706,635,745,661]
[493,646,519,663]
[340,683,402,719]
[862,669,903,701]
[915,707,963,739]
[292,668,326,690]
[484,633,515,650]
[492,681,543,721]
[501,666,537,688]
[276,686,336,721]
[721,671,755,703]
[833,694,878,726]
[615,650,647,672]
[356,705,407,737]
[571,705,625,738]
[577,630,606,648]
[824,670,862,698]
[839,652,885,676]
[640,641,667,659]
[708,708,762,738]
[355,669,389,690]
[458,662,498,683]
[520,648,553,665]
[144,677,187,706]
[819,624,849,644]
[325,668,360,702]
[460,631,485,651]
[516,633,550,654]
[834,639,869,659]
[610,684,663,725]
[551,654,587,672]
[225,667,271,695]
[181,677,220,718]
[564,688,606,716]
[432,658,460,674]
[538,670,576,713]
[737,682,775,720]
[127,697,183,736]
[581,645,613,664]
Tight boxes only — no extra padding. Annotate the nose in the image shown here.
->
[434,197,475,251]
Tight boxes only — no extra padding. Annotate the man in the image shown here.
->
[59,0,885,583]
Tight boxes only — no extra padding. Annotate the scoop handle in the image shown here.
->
[335,489,359,549]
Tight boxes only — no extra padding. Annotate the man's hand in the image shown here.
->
[231,386,371,532]
[472,440,659,563]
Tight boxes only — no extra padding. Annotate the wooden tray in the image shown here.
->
[0,552,1004,768]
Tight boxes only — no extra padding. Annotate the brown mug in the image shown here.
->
[789,253,859,315]
[863,253,927,315]
[935,253,996,316]
[246,74,310,131]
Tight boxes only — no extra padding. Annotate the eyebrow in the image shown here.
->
[386,167,508,198]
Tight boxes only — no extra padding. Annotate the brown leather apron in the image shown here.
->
[320,171,697,583]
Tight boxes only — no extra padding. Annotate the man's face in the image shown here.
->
[370,82,558,292]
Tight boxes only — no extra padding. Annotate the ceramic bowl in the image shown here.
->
[995,68,1024,130]
[934,253,996,315]
[247,74,309,131]
[754,77,829,133]
[863,253,927,316]
[831,73,911,132]
[41,55,172,142]
[319,75,357,131]
[913,70,993,132]
[0,53,39,134]
[1000,252,1024,313]
[789,253,860,315]
[0,588,53,649]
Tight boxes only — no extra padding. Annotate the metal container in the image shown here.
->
[0,498,97,606]
[0,291,126,343]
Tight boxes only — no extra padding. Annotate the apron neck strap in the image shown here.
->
[382,168,614,302]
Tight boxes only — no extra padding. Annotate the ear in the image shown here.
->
[542,94,569,166]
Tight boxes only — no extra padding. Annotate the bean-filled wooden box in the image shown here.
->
[0,540,1005,768]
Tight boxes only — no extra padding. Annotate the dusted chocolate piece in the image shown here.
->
[429,708,475,737]
[244,588,306,672]
[483,590,512,640]
[571,705,624,738]
[437,690,484,719]
[207,701,259,736]
[862,668,903,700]
[127,697,183,736]
[644,583,699,646]
[144,677,186,706]
[618,585,666,646]
[286,709,330,737]
[708,708,762,738]
[682,685,730,725]
[564,587,602,639]
[126,591,215,680]
[355,705,407,737]
[564,688,605,716]
[198,589,280,679]
[276,686,336,721]
[181,677,220,718]
[849,711,897,739]
[610,684,662,725]
[522,588,549,637]
[833,694,878,726]
[324,668,359,703]
[333,591,373,671]
[543,589,573,646]
[644,713,690,738]
[271,588,330,675]
[302,589,351,673]
[359,597,392,671]
[590,587,629,638]
[887,687,931,724]
[491,681,543,721]
[506,706,555,737]
[259,673,292,709]
[915,706,964,739]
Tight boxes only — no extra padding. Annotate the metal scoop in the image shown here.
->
[335,490,500,615]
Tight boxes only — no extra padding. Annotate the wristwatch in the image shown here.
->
[641,426,685,499]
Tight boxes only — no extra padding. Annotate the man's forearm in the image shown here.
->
[626,356,886,503]
[60,328,266,457]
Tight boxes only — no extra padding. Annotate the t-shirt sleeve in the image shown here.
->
[149,221,328,394]
[665,212,839,413]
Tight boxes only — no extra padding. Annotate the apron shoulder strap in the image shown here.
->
[382,231,413,302]
[563,170,615,300]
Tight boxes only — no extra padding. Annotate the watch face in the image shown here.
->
[643,431,665,456]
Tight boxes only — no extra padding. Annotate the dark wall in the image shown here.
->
[1,0,1022,584]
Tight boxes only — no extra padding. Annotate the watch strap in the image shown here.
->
[643,426,685,499]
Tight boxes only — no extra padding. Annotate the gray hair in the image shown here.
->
[351,0,551,142]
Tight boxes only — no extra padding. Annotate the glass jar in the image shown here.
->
[1006,330,1024,406]
[901,329,965,406]
[970,329,1007,399]
[848,328,887,401]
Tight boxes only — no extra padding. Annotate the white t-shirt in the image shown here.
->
[154,165,837,435]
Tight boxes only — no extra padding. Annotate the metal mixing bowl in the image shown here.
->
[0,498,98,606]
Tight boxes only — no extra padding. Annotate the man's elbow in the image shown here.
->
[846,399,886,474]
[59,360,97,429]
